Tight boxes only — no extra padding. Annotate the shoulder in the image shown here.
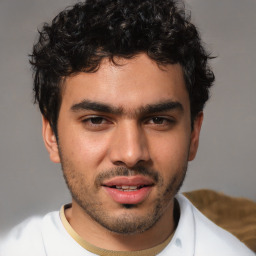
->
[176,194,255,256]
[0,211,59,256]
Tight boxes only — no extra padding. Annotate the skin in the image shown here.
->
[42,54,203,251]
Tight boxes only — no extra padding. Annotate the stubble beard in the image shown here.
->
[60,155,188,235]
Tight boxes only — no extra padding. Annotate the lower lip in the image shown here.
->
[103,186,152,205]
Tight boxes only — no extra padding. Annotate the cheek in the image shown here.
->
[148,131,191,172]
[59,129,111,171]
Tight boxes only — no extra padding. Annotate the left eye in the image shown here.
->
[147,117,173,125]
[151,117,166,124]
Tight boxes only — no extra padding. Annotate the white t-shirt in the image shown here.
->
[0,194,254,256]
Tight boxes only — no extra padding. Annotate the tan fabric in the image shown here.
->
[183,189,256,252]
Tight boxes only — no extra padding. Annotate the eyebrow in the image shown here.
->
[140,101,183,116]
[71,100,123,115]
[70,99,183,117]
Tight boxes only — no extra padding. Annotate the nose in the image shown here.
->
[108,121,150,167]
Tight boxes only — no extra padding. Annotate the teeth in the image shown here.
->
[115,185,140,191]
[129,186,138,190]
[121,185,130,189]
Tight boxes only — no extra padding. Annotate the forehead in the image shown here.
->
[61,54,189,112]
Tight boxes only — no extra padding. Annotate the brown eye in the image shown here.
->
[90,117,104,124]
[144,116,176,131]
[151,117,165,124]
[81,116,113,131]
[147,117,174,125]
[82,116,107,125]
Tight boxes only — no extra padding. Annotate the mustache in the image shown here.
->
[95,166,159,186]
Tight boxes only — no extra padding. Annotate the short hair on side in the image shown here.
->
[30,0,215,134]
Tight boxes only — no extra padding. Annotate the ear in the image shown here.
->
[188,112,204,161]
[42,116,60,163]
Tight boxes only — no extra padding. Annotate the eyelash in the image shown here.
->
[82,116,110,125]
[145,116,175,125]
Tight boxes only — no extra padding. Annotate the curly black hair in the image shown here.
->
[30,0,215,135]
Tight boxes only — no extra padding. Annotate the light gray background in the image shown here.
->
[0,0,255,233]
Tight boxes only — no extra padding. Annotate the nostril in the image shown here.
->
[113,160,127,166]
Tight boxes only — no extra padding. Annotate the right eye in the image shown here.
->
[87,117,105,125]
[81,116,113,131]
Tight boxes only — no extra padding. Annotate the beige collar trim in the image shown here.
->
[60,204,174,256]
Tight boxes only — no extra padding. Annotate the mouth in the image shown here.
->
[113,185,148,191]
[102,176,154,205]
[105,184,151,192]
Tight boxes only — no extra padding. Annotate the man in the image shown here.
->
[0,0,254,255]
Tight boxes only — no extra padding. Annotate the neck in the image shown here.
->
[65,200,177,251]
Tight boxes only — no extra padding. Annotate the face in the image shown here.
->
[43,54,203,234]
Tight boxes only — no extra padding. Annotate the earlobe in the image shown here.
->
[188,112,204,161]
[42,116,60,163]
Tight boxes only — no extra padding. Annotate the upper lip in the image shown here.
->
[102,175,155,187]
